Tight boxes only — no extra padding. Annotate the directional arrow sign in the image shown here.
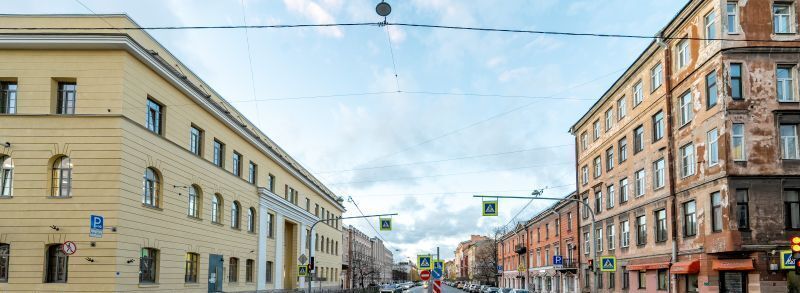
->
[482,200,498,216]
[600,256,616,272]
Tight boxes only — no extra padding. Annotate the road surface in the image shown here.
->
[406,284,462,293]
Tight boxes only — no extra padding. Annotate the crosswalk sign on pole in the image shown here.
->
[298,265,308,277]
[482,200,498,216]
[380,218,392,231]
[600,256,617,272]
[780,250,796,269]
[418,255,432,270]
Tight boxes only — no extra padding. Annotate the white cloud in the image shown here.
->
[283,0,343,38]
[387,26,406,43]
[498,67,532,82]
[486,56,505,68]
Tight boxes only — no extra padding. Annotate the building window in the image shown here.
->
[704,10,717,43]
[189,125,203,156]
[185,253,199,283]
[45,244,68,283]
[247,207,256,233]
[680,143,696,178]
[213,139,225,167]
[777,65,796,102]
[581,165,589,185]
[782,124,800,159]
[0,243,8,282]
[619,178,629,203]
[653,159,665,189]
[634,125,644,153]
[583,232,590,255]
[266,261,273,283]
[785,190,800,229]
[605,108,614,131]
[596,227,603,252]
[56,82,76,115]
[246,259,254,283]
[618,97,627,119]
[598,271,603,288]
[633,81,644,106]
[232,152,242,177]
[636,215,647,246]
[621,220,630,248]
[268,213,275,238]
[1,156,13,197]
[623,268,629,289]
[686,274,699,292]
[655,209,667,242]
[268,174,276,192]
[593,156,602,178]
[595,191,603,214]
[707,71,718,107]
[140,248,158,284]
[229,257,239,282]
[51,156,72,197]
[0,82,17,114]
[605,147,615,171]
[727,2,738,33]
[774,4,794,34]
[731,123,746,161]
[707,129,719,166]
[188,185,200,218]
[231,201,241,229]
[568,212,573,230]
[653,111,664,141]
[638,271,647,289]
[582,197,589,219]
[248,161,257,184]
[593,120,601,140]
[657,269,668,290]
[736,189,749,230]
[212,194,223,224]
[619,137,628,163]
[730,63,743,99]
[555,218,560,236]
[145,98,163,135]
[651,63,663,91]
[607,185,615,209]
[683,200,697,237]
[607,224,615,250]
[305,198,310,212]
[711,192,723,232]
[679,91,693,126]
[143,168,160,208]
[635,169,646,197]
[677,39,690,69]
[581,132,588,151]
[609,272,616,289]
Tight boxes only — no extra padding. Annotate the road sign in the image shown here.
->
[482,200,498,216]
[497,265,503,274]
[553,255,563,267]
[433,259,444,279]
[90,215,104,238]
[380,218,392,231]
[420,270,431,281]
[433,279,442,293]
[299,254,307,265]
[418,255,432,270]
[298,265,308,277]
[781,250,797,269]
[600,256,616,272]
[517,263,526,272]
[432,268,442,279]
[62,241,77,255]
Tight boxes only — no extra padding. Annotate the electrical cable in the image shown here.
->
[327,162,572,186]
[239,0,263,129]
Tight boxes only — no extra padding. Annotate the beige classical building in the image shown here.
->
[0,14,345,292]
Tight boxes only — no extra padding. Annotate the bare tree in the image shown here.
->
[472,239,498,285]
[351,250,380,288]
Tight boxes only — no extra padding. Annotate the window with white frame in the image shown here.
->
[677,39,690,69]
[581,165,589,185]
[595,191,603,214]
[707,71,718,107]
[619,137,628,162]
[606,147,614,171]
[619,178,629,203]
[655,209,667,242]
[774,4,794,34]
[617,97,627,119]
[781,124,799,159]
[679,91,693,125]
[605,108,614,131]
[621,220,630,247]
[652,111,664,141]
[607,224,615,250]
[704,10,717,43]
[607,184,615,209]
[0,82,17,114]
[727,2,738,34]
[707,129,720,166]
[583,232,590,255]
[634,126,644,153]
[651,63,662,91]
[594,156,602,178]
[581,132,588,151]
[653,159,665,189]
[777,65,795,102]
[0,156,12,197]
[635,169,646,197]
[680,143,696,177]
[633,81,644,106]
[636,215,647,245]
[595,227,603,252]
[732,123,746,161]
[593,120,601,140]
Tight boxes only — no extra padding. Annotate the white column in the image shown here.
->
[257,204,269,290]
[299,223,307,289]
[275,214,285,290]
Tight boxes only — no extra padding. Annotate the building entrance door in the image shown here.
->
[208,254,224,293]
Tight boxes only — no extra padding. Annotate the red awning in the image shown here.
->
[712,259,754,271]
[626,262,671,271]
[671,260,700,274]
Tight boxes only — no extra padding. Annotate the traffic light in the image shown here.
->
[792,236,800,259]
[308,257,315,272]
[588,259,594,271]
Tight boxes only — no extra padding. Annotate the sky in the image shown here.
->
[2,0,689,262]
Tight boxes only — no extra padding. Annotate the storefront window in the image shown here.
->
[720,271,746,293]
[686,274,698,293]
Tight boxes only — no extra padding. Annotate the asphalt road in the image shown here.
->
[406,284,462,293]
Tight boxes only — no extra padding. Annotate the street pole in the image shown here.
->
[306,213,398,293]
[474,195,598,293]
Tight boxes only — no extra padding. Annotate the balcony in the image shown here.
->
[514,244,526,254]
[555,258,578,270]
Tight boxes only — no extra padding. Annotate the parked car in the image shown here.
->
[510,289,529,293]
[485,287,500,293]
[380,284,402,293]
[500,288,513,293]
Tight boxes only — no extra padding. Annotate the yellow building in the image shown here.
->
[0,14,345,292]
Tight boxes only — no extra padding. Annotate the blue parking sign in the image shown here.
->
[553,255,563,265]
[90,215,104,238]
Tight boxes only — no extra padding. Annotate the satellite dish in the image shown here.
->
[376,2,392,17]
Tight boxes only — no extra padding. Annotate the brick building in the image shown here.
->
[570,1,800,292]
[455,235,491,281]
[497,192,579,292]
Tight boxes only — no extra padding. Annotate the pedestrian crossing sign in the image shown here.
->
[482,200,498,216]
[600,256,616,272]
[298,265,308,277]
[380,218,392,231]
[780,250,796,269]
[418,255,432,270]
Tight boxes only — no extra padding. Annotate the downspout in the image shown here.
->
[569,124,582,292]
[657,30,678,293]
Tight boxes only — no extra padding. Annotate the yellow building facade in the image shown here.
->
[0,14,345,292]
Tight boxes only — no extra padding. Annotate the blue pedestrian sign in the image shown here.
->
[433,260,444,279]
[418,255,432,270]
[553,255,563,267]
[482,200,498,216]
[780,250,796,269]
[90,215,104,238]
[600,256,616,272]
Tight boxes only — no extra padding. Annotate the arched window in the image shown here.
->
[231,201,241,229]
[142,168,160,207]
[212,194,222,224]
[247,207,256,232]
[45,244,68,283]
[1,156,13,197]
[188,185,201,218]
[51,156,72,197]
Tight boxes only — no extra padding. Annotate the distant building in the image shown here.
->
[454,235,492,282]
[343,225,393,288]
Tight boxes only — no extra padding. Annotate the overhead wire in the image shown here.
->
[239,0,263,129]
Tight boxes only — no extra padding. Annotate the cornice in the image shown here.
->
[259,187,317,225]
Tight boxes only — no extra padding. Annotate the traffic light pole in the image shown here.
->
[474,195,598,293]
[306,213,398,293]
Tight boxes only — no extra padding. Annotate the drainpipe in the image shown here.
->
[657,30,678,293]
[551,210,562,293]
